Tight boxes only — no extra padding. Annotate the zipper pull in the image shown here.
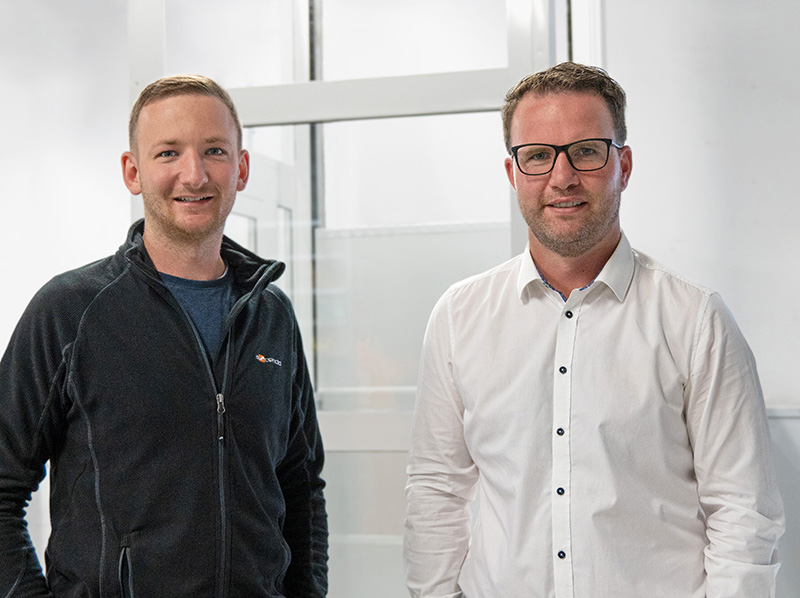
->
[216,393,226,441]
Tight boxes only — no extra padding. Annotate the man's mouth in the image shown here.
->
[549,200,585,208]
[175,196,212,202]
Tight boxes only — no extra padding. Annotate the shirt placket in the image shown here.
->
[551,297,582,598]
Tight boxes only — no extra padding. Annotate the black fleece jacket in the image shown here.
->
[0,220,328,597]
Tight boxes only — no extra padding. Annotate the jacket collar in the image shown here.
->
[121,219,286,292]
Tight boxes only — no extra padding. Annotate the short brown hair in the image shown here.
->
[128,74,243,151]
[501,62,627,153]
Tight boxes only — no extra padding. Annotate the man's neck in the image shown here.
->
[529,232,620,300]
[143,230,226,281]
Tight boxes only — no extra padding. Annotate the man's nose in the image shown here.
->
[548,151,580,189]
[180,151,209,188]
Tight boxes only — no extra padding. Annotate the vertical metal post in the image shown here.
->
[308,0,324,392]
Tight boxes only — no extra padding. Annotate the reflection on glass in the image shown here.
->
[323,112,509,229]
[164,0,300,88]
[323,0,508,80]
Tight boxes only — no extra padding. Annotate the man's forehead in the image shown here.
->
[139,93,230,119]
[137,95,237,139]
[513,92,613,131]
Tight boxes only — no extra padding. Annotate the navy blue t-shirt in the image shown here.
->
[160,267,238,359]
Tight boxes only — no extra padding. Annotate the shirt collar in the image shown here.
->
[516,232,635,302]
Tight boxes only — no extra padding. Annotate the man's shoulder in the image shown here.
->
[6,251,130,355]
[45,251,126,293]
[30,252,129,320]
[443,253,523,302]
[631,247,715,301]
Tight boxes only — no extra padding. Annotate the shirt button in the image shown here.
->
[557,487,565,495]
[558,551,567,559]
[565,310,573,318]
[559,366,567,374]
[556,428,565,436]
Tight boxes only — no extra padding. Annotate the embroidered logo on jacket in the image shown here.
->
[256,354,282,366]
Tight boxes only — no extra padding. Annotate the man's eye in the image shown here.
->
[521,148,552,163]
[158,150,177,158]
[207,148,225,156]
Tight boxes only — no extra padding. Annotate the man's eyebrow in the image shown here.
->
[151,137,234,146]
[147,137,235,152]
[204,137,235,145]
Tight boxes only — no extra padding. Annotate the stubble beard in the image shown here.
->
[142,189,231,248]
[520,190,622,259]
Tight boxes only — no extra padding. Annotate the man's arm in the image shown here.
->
[0,288,69,597]
[277,321,328,598]
[685,292,785,598]
[403,294,478,598]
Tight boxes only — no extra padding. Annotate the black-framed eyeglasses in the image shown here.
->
[510,138,623,176]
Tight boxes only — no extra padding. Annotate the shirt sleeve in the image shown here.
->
[276,317,329,598]
[684,292,785,598]
[403,292,479,598]
[0,289,66,597]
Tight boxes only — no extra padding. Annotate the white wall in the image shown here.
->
[0,1,131,350]
[604,0,800,408]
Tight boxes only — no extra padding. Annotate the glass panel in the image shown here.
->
[236,125,315,363]
[322,0,508,80]
[315,224,510,411]
[164,0,301,88]
[325,451,408,597]
[323,112,509,229]
[224,213,256,251]
[245,125,296,165]
[276,206,294,298]
[316,111,511,411]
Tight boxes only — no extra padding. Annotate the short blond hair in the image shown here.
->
[502,62,627,153]
[128,74,242,151]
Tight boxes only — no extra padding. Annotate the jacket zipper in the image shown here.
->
[160,295,232,598]
[216,390,227,598]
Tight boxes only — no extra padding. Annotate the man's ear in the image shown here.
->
[618,145,633,192]
[504,156,518,191]
[121,151,142,195]
[237,149,250,192]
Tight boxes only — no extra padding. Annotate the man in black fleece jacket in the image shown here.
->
[0,74,328,597]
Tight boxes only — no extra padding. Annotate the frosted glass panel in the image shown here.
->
[164,0,298,88]
[325,452,408,597]
[315,224,510,411]
[323,0,508,80]
[323,112,509,229]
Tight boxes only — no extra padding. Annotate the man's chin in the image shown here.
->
[151,218,225,246]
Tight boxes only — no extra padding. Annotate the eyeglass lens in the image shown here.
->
[515,139,610,175]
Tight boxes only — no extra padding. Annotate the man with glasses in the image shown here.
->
[404,62,783,597]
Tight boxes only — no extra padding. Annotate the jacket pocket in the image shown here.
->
[118,544,135,598]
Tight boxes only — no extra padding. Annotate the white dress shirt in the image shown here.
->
[404,234,784,598]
